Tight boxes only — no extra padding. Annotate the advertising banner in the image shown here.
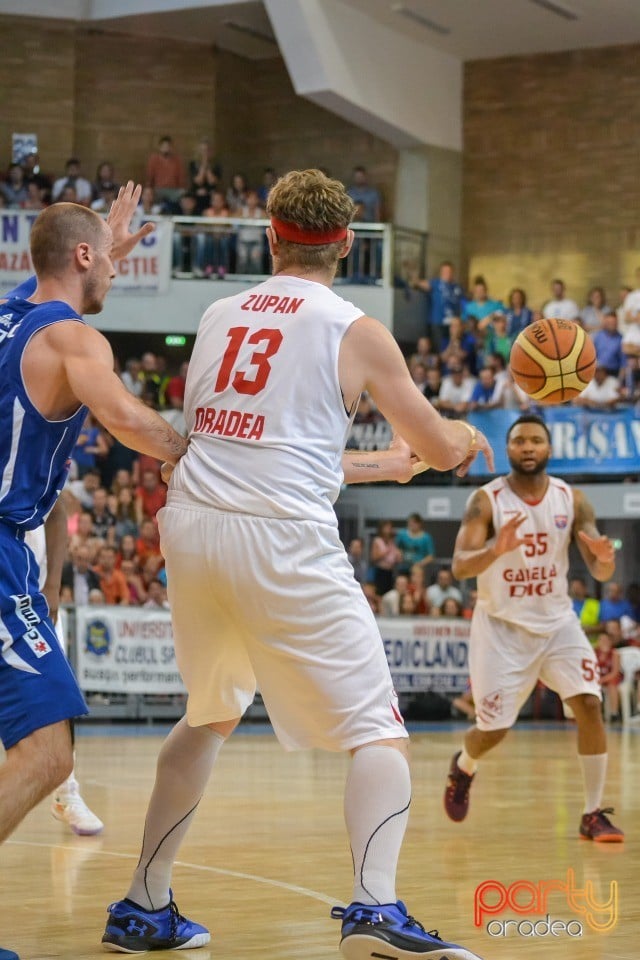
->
[75,605,185,694]
[378,616,470,693]
[467,408,640,476]
[346,407,640,477]
[0,211,172,295]
[75,607,469,697]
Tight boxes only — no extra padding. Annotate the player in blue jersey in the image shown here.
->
[2,258,103,835]
[0,185,188,855]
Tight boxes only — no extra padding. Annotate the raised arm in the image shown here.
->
[107,181,155,260]
[452,489,527,581]
[25,322,187,465]
[339,316,494,477]
[573,488,615,583]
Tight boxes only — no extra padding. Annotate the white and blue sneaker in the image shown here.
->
[102,893,210,953]
[331,900,484,959]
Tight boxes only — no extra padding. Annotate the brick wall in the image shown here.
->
[463,44,640,310]
[0,16,395,211]
[215,52,397,215]
[0,16,76,176]
[74,29,217,185]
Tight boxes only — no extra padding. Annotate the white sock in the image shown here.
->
[344,745,411,906]
[579,753,608,813]
[55,752,80,799]
[127,717,225,910]
[458,747,478,776]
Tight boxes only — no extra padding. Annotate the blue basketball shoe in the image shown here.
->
[331,900,484,959]
[102,893,210,953]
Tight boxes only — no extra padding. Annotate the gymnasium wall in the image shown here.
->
[463,44,640,307]
[0,15,397,210]
[214,50,397,214]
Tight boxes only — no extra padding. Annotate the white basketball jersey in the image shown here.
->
[172,276,363,524]
[475,475,575,632]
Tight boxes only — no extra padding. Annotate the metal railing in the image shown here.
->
[170,217,401,286]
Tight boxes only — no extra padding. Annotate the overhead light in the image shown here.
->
[221,19,278,46]
[527,0,579,21]
[391,3,451,36]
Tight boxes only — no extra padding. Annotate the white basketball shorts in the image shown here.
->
[469,606,601,731]
[159,493,407,751]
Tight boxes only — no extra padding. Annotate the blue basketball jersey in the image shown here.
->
[0,298,87,529]
[2,274,37,300]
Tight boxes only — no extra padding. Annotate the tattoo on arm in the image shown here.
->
[462,492,485,523]
[350,462,380,470]
[574,490,597,534]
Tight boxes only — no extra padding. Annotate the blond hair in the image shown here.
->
[30,202,107,277]
[266,169,355,271]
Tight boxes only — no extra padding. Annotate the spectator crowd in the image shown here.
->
[55,351,188,611]
[402,265,640,415]
[0,141,383,280]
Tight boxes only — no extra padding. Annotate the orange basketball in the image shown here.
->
[509,317,596,404]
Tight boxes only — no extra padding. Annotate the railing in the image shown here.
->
[170,217,398,286]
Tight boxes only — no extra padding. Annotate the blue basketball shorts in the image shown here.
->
[0,523,87,749]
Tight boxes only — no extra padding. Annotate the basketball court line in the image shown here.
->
[5,839,339,906]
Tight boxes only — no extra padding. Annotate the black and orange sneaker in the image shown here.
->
[579,808,624,843]
[444,751,475,822]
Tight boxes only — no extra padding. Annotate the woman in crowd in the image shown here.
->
[370,520,403,596]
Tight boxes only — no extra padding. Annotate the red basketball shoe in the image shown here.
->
[444,751,475,822]
[579,808,624,842]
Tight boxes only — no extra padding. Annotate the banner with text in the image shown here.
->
[0,212,172,295]
[346,408,640,477]
[75,605,185,694]
[468,408,640,476]
[379,616,470,693]
[74,607,468,696]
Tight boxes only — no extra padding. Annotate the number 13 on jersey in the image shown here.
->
[214,327,283,396]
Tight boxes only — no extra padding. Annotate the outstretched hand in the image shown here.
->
[577,530,615,565]
[455,427,495,478]
[107,181,155,261]
[494,513,527,557]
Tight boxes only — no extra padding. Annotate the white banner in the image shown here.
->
[0,210,38,290]
[75,605,186,694]
[74,606,469,697]
[110,217,172,295]
[378,616,470,693]
[0,211,172,295]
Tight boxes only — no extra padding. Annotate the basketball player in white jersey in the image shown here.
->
[444,414,624,842]
[102,169,494,958]
[25,502,103,835]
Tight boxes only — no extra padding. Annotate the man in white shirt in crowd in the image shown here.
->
[621,268,640,331]
[543,279,580,322]
[51,157,93,205]
[427,568,463,612]
[574,365,620,411]
[438,364,476,418]
[381,574,410,617]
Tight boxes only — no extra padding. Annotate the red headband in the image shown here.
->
[270,217,348,245]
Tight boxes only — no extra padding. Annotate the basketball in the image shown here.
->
[509,317,596,404]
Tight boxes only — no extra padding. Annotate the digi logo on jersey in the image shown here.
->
[85,619,112,656]
[503,564,557,598]
[554,514,568,529]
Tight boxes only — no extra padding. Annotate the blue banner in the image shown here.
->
[468,407,640,476]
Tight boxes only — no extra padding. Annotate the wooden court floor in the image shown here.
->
[1,723,639,960]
